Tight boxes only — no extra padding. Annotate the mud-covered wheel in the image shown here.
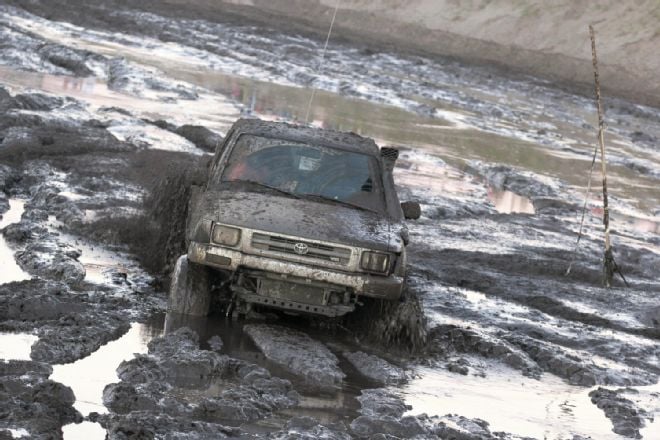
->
[375,285,428,351]
[346,282,427,352]
[168,254,211,316]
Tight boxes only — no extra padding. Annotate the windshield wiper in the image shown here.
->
[235,180,301,199]
[301,193,378,213]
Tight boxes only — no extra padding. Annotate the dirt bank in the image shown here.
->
[223,0,660,107]
[156,0,660,109]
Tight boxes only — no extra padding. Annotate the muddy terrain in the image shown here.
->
[0,1,658,439]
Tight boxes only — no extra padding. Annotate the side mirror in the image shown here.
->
[401,201,421,220]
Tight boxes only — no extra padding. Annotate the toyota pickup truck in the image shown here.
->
[168,118,420,318]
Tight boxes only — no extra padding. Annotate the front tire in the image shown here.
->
[168,254,211,316]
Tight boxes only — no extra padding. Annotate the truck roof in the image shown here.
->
[231,118,381,156]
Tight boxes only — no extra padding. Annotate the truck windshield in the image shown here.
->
[220,134,385,213]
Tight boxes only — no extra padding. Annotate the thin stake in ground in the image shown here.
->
[589,25,627,288]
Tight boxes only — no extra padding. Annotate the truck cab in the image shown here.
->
[170,119,419,317]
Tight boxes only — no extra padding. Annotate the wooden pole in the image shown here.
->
[589,25,614,287]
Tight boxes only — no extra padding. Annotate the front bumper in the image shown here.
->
[188,242,403,300]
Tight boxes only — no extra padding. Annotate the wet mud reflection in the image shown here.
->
[0,333,38,361]
[401,365,622,440]
[0,200,31,284]
[488,188,535,214]
[52,319,163,439]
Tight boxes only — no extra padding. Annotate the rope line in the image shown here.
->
[304,0,341,123]
[565,144,598,276]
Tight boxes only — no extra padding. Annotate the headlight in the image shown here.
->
[211,224,241,247]
[361,251,390,274]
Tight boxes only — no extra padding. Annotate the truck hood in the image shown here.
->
[199,189,403,253]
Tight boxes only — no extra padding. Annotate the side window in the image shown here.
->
[209,128,236,185]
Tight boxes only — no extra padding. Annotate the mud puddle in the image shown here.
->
[0,199,30,284]
[51,320,163,439]
[395,150,537,215]
[633,383,660,438]
[45,214,153,290]
[0,333,37,360]
[401,363,626,440]
[6,428,29,438]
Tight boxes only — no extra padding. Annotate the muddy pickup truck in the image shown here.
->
[169,118,420,318]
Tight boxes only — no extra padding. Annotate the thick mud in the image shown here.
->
[0,1,658,439]
[0,360,81,438]
[589,387,653,439]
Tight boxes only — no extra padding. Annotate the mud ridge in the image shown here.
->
[0,360,81,438]
[589,387,652,438]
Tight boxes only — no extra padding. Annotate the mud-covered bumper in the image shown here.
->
[188,242,403,300]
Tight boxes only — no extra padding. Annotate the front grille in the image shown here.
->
[251,233,351,265]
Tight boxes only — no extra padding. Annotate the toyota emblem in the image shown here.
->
[293,243,309,255]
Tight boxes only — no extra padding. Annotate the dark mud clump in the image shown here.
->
[15,240,86,285]
[343,351,407,385]
[244,323,345,390]
[267,416,351,440]
[0,107,134,164]
[174,125,223,152]
[0,360,81,438]
[349,388,432,438]
[349,388,513,439]
[0,279,143,364]
[99,327,299,436]
[427,324,542,379]
[36,43,100,77]
[589,387,651,438]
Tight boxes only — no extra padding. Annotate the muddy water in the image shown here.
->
[395,150,536,214]
[52,321,163,439]
[47,215,150,288]
[0,333,38,360]
[401,364,619,440]
[0,199,31,284]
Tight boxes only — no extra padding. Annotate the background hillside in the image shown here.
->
[214,0,660,107]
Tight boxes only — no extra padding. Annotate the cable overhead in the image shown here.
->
[304,0,341,124]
